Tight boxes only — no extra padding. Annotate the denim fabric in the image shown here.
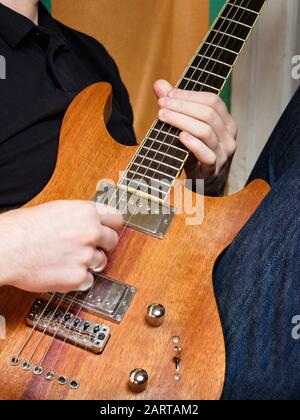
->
[213,87,300,400]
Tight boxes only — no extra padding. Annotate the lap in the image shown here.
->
[214,87,300,400]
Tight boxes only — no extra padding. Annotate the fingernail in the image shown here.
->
[79,278,94,292]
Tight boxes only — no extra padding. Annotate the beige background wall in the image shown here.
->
[52,0,209,141]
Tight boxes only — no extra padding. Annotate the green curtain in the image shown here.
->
[210,0,231,109]
[41,0,51,12]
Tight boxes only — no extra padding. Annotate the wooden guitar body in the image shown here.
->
[0,83,269,400]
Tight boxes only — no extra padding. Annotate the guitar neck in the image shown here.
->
[119,0,267,202]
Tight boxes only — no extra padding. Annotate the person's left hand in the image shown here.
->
[153,79,238,195]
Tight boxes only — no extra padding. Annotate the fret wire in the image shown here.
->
[220,16,252,29]
[136,154,182,172]
[239,0,266,13]
[214,19,251,39]
[222,4,259,27]
[119,0,265,200]
[204,41,239,55]
[185,68,224,90]
[151,127,181,139]
[157,0,252,176]
[206,31,244,55]
[131,1,241,190]
[187,0,247,76]
[192,0,266,99]
[121,0,240,193]
[133,155,178,177]
[196,54,232,68]
[120,178,169,195]
[157,1,263,196]
[201,44,237,66]
[146,136,189,155]
[126,170,171,188]
[182,77,220,93]
[182,0,253,93]
[228,2,259,15]
[141,146,185,163]
[190,65,226,80]
[211,28,245,42]
[130,162,175,182]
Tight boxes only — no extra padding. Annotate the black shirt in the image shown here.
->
[0,1,136,210]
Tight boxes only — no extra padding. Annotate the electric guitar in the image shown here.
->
[0,0,269,400]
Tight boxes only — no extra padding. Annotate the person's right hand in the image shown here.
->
[0,201,123,293]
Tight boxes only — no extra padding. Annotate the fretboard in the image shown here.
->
[119,0,267,202]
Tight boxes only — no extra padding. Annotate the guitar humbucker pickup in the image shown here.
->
[95,181,176,239]
[27,300,110,354]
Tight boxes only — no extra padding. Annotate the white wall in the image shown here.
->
[228,0,300,193]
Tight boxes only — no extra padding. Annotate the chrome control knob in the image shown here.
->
[146,304,166,327]
[128,369,149,393]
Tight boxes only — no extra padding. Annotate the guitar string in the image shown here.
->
[20,182,135,373]
[36,0,255,381]
[144,0,255,183]
[29,187,141,377]
[37,200,143,380]
[13,293,58,361]
[112,0,256,234]
[18,0,257,380]
[27,292,81,369]
[15,0,249,366]
[13,291,81,364]
[116,0,248,201]
[32,0,251,376]
[182,0,255,92]
[12,0,248,370]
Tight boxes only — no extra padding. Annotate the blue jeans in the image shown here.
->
[213,87,300,400]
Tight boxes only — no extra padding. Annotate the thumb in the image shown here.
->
[153,79,174,99]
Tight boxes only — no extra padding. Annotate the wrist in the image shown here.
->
[185,161,230,197]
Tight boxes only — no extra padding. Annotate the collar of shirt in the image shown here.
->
[0,1,69,49]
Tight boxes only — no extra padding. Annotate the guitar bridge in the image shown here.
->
[27,300,110,354]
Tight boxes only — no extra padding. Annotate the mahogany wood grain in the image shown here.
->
[0,83,270,400]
